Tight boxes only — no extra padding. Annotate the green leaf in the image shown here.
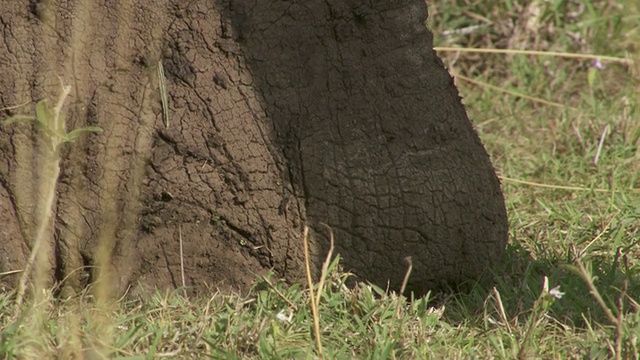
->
[2,114,37,125]
[35,100,54,129]
[587,67,598,88]
[63,126,103,143]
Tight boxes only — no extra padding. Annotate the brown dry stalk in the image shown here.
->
[302,226,323,359]
[499,176,640,193]
[399,256,413,296]
[179,224,187,298]
[315,224,335,308]
[453,73,566,109]
[434,47,634,65]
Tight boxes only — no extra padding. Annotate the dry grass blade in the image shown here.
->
[616,280,627,360]
[260,275,298,311]
[399,256,413,296]
[179,224,187,298]
[574,260,624,360]
[578,212,619,258]
[493,287,512,333]
[592,124,609,165]
[453,74,566,109]
[499,176,640,193]
[434,47,635,65]
[315,224,335,306]
[0,100,30,112]
[302,226,323,359]
[575,260,619,325]
[158,60,169,128]
[0,269,23,277]
[395,256,414,319]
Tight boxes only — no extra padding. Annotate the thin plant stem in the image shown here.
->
[302,226,323,359]
[13,84,71,315]
[576,261,618,324]
[179,224,187,298]
[434,47,634,65]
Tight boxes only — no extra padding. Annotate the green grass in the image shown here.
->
[2,0,640,358]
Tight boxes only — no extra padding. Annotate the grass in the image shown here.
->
[2,0,640,358]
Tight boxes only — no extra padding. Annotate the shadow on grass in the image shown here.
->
[446,240,640,328]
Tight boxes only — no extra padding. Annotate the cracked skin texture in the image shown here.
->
[0,0,507,297]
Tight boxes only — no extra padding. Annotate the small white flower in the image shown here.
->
[427,305,446,319]
[542,276,564,299]
[549,285,564,299]
[592,58,606,70]
[276,309,293,323]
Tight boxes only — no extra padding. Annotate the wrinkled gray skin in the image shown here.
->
[0,0,507,297]
[231,0,508,294]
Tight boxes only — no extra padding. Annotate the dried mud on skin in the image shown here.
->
[0,1,507,297]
